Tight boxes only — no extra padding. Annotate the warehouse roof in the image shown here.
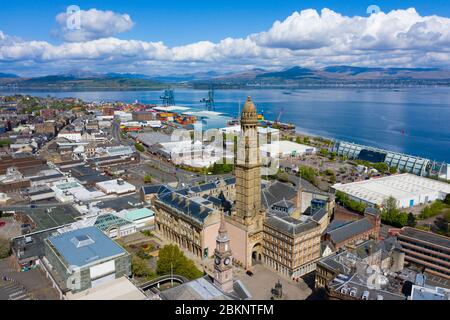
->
[332,173,450,206]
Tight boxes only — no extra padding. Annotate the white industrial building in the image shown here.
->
[260,140,317,158]
[332,173,450,209]
[95,179,136,195]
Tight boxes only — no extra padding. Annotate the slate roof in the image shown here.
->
[261,181,298,209]
[157,191,213,224]
[141,184,173,196]
[265,215,318,235]
[177,177,236,196]
[327,217,375,245]
[311,207,328,222]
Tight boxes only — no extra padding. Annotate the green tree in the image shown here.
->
[295,136,302,144]
[134,142,145,152]
[277,171,289,183]
[381,196,408,227]
[444,194,450,206]
[407,212,417,227]
[335,191,366,214]
[389,166,397,174]
[157,244,203,280]
[318,148,329,157]
[143,174,152,183]
[372,162,389,174]
[298,165,318,186]
[132,255,155,279]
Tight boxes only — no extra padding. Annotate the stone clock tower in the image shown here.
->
[235,96,262,225]
[229,96,265,269]
[214,216,234,293]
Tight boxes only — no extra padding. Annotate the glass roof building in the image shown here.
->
[332,141,431,176]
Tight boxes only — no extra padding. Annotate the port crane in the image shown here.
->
[160,88,175,106]
[275,107,284,124]
[200,87,215,111]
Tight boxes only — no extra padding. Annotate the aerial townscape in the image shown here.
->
[0,1,450,309]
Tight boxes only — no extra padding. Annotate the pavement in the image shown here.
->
[0,216,22,240]
[0,257,60,300]
[235,264,312,300]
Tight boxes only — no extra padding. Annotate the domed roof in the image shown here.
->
[242,96,256,114]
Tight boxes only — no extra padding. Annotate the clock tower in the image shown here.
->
[214,215,234,293]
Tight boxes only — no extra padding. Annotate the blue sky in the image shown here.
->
[2,0,449,45]
[1,1,449,76]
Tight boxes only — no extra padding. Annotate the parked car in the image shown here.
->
[246,270,254,277]
[0,220,6,227]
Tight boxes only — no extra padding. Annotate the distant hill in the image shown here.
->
[0,73,19,78]
[193,65,450,88]
[1,66,449,90]
[0,74,167,90]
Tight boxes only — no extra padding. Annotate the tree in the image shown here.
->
[444,194,450,206]
[134,142,145,152]
[381,196,408,227]
[143,174,152,183]
[277,171,289,183]
[389,166,398,174]
[335,191,366,214]
[0,238,11,259]
[407,212,417,227]
[298,165,318,186]
[318,148,329,157]
[372,162,389,174]
[157,244,203,280]
[295,136,302,144]
[132,255,155,279]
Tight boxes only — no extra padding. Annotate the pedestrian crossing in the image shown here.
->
[0,281,33,300]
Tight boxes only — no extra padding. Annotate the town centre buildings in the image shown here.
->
[332,173,450,209]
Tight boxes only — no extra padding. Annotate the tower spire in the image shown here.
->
[214,213,233,293]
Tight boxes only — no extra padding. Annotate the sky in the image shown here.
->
[0,0,449,76]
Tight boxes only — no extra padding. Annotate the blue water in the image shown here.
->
[2,88,450,162]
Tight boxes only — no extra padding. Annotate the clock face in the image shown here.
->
[215,257,221,265]
[224,258,230,266]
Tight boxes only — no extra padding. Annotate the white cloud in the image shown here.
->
[1,8,449,75]
[55,9,134,42]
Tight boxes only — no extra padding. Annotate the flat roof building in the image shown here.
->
[396,227,450,279]
[332,173,450,209]
[43,226,131,293]
[95,179,136,195]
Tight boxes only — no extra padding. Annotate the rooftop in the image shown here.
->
[66,276,146,300]
[124,208,154,221]
[398,227,450,249]
[47,226,126,268]
[332,173,450,206]
[327,217,375,245]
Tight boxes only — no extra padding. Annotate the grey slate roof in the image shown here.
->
[141,184,173,196]
[265,215,318,235]
[327,217,374,245]
[261,181,298,209]
[157,191,213,223]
